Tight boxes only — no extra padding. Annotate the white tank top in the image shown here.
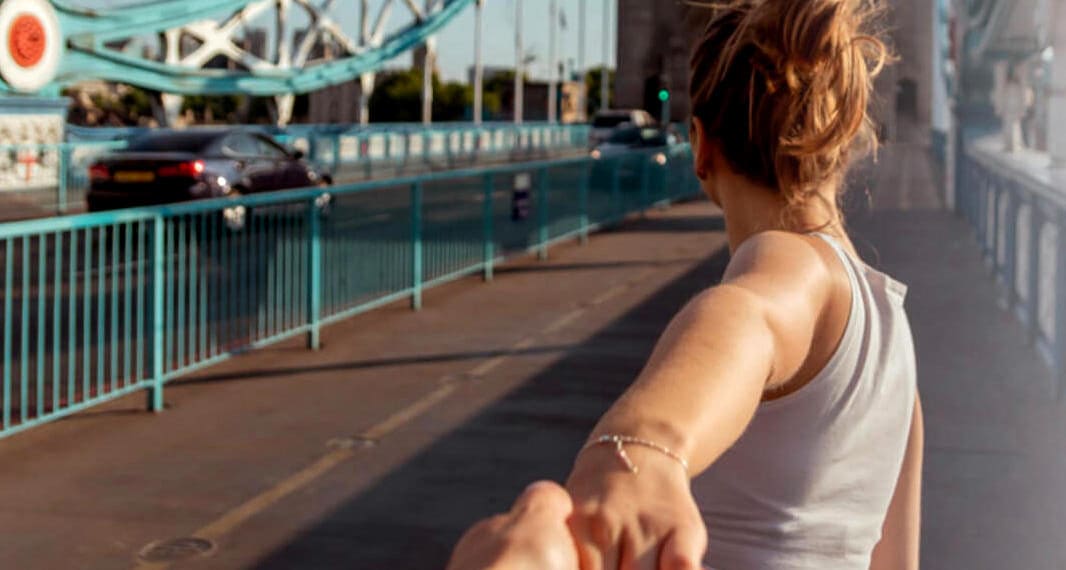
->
[692,233,917,570]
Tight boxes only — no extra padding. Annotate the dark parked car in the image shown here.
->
[589,126,678,161]
[86,128,331,212]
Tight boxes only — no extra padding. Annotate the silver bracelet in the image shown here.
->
[581,434,690,475]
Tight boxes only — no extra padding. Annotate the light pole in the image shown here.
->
[601,0,610,112]
[514,0,524,124]
[548,0,558,123]
[473,0,484,124]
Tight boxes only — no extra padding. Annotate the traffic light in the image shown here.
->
[658,89,670,103]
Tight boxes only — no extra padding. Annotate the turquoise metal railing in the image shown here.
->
[0,144,699,438]
[45,123,591,213]
[959,137,1066,394]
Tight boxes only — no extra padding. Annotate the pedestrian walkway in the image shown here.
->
[0,133,1064,570]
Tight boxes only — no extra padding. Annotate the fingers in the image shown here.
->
[511,481,574,519]
[657,525,708,570]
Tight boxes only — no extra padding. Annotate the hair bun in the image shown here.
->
[689,0,890,207]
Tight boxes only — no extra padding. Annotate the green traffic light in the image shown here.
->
[658,89,670,102]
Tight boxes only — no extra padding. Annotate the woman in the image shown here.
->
[451,0,922,568]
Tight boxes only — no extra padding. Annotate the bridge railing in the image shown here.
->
[960,137,1066,390]
[11,123,589,216]
[0,144,699,439]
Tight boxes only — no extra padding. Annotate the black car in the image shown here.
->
[589,126,678,160]
[86,128,331,212]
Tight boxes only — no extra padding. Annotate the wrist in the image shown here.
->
[587,417,695,472]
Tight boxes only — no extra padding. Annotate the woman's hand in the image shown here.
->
[566,444,707,570]
[447,481,580,570]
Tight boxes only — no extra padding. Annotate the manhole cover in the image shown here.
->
[137,537,216,562]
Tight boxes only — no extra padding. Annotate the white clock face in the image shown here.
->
[0,0,62,93]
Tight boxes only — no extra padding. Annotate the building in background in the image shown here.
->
[615,0,935,138]
[614,0,701,123]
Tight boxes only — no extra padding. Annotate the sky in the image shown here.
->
[91,0,616,83]
[424,0,617,82]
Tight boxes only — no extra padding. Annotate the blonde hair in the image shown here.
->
[688,0,890,211]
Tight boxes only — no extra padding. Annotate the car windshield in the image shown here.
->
[606,127,643,145]
[127,132,222,153]
[593,114,632,129]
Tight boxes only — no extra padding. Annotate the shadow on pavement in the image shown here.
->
[246,245,733,569]
[173,345,578,386]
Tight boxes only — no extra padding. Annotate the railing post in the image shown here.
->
[56,144,69,215]
[331,135,341,174]
[979,177,990,252]
[1055,210,1066,398]
[1005,189,1019,308]
[148,215,165,412]
[411,182,423,310]
[1028,203,1044,345]
[537,167,549,260]
[638,153,651,215]
[987,183,999,267]
[306,197,322,350]
[482,173,495,281]
[363,135,373,180]
[579,160,591,245]
[610,158,622,222]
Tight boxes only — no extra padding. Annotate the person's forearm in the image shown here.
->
[586,285,774,476]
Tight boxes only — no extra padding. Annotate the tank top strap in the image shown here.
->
[809,232,865,307]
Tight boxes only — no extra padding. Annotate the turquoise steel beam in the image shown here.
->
[25,0,474,97]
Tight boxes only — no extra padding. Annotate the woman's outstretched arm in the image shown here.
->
[870,396,924,570]
[566,232,838,570]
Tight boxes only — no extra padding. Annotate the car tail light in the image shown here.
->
[89,163,110,182]
[157,160,205,178]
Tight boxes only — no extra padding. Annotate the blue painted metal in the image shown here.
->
[17,124,589,219]
[411,181,423,311]
[481,173,494,282]
[149,216,165,411]
[307,196,322,350]
[18,0,474,97]
[0,146,699,438]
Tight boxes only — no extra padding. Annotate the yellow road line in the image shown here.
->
[468,336,537,377]
[131,265,663,568]
[359,384,457,441]
[589,284,629,306]
[542,308,587,335]
[131,383,458,570]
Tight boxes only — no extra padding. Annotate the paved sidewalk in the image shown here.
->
[0,133,1064,570]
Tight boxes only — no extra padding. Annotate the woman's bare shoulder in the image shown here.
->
[724,230,836,288]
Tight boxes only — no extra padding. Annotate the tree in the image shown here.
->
[369,68,476,122]
[585,66,616,116]
[434,81,472,121]
[370,68,426,122]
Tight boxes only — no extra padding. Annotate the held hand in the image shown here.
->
[566,444,707,570]
[447,481,580,570]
